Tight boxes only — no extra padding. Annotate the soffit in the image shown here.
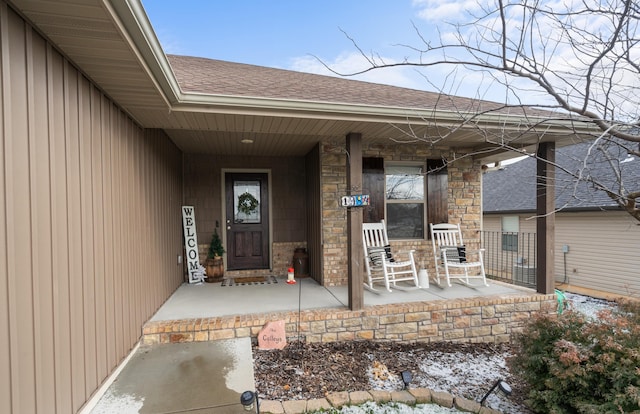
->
[10,0,172,114]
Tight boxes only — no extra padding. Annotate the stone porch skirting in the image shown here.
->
[141,293,557,346]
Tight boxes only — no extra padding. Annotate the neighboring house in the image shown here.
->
[1,0,590,413]
[483,141,640,298]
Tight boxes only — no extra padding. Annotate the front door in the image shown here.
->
[225,172,269,270]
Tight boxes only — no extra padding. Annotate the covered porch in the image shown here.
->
[142,277,557,346]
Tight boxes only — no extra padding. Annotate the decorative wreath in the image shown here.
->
[237,192,259,215]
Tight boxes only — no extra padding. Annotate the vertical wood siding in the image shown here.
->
[0,4,184,413]
[305,144,323,284]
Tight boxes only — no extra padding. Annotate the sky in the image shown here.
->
[141,1,475,94]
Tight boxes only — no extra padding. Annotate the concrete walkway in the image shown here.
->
[89,338,254,413]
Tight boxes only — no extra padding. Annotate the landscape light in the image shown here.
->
[240,390,259,413]
[479,379,511,406]
[401,370,412,389]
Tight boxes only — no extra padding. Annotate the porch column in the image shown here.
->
[346,132,364,310]
[536,142,555,294]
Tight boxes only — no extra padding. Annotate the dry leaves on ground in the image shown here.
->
[253,340,532,413]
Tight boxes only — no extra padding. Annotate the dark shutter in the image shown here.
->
[362,157,384,223]
[427,159,448,231]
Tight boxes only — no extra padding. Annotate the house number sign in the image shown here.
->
[182,206,203,284]
[340,194,370,207]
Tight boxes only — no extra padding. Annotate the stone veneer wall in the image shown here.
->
[320,143,349,286]
[447,156,483,249]
[142,293,557,346]
[272,241,307,276]
[319,141,482,287]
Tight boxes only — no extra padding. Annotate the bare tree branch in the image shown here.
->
[323,0,640,222]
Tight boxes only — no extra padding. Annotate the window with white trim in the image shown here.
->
[501,216,519,251]
[385,164,425,239]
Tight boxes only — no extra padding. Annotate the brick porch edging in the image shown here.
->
[142,293,557,345]
[259,387,503,414]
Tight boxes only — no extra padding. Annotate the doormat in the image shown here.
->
[221,275,278,287]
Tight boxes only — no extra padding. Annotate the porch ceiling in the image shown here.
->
[143,110,490,156]
[153,113,541,157]
[11,0,593,160]
[134,102,580,157]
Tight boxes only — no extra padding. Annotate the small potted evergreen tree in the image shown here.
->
[205,229,225,282]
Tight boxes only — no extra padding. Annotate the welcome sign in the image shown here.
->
[182,206,203,283]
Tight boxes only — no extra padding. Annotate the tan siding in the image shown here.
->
[0,2,9,408]
[519,216,536,233]
[484,211,640,297]
[6,7,37,413]
[0,5,8,409]
[31,30,57,412]
[50,47,74,414]
[0,4,184,413]
[483,216,500,233]
[555,211,640,296]
[305,144,322,284]
[483,215,536,233]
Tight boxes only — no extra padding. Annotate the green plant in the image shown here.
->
[207,229,224,258]
[510,300,640,413]
[237,191,259,215]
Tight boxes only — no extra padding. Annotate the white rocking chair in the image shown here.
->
[362,220,422,292]
[430,223,488,287]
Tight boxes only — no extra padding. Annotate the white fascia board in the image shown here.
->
[173,92,594,134]
[107,0,181,104]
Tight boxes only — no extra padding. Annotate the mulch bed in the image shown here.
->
[252,340,531,412]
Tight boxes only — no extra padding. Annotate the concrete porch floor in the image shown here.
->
[86,277,536,413]
[150,275,530,322]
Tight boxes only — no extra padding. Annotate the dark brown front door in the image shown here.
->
[225,173,269,270]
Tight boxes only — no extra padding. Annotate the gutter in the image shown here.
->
[483,205,622,215]
[172,92,593,132]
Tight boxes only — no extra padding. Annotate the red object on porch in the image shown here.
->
[287,267,296,284]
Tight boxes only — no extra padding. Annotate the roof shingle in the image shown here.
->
[483,141,640,212]
[167,54,546,116]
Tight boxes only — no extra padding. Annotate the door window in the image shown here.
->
[234,180,261,224]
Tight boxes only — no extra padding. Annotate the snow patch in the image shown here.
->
[564,292,617,320]
[336,400,465,413]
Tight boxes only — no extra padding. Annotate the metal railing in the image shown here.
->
[481,231,537,288]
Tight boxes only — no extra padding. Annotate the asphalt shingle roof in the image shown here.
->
[483,140,640,213]
[167,54,548,116]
